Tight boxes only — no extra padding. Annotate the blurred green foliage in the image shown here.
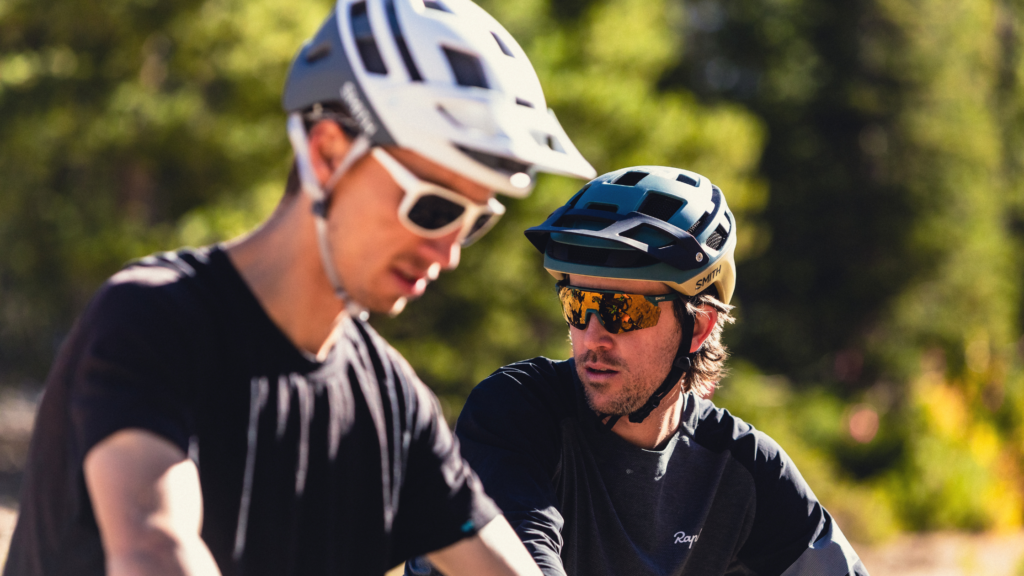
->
[373,0,766,419]
[666,0,1024,538]
[0,0,328,375]
[3,0,1024,542]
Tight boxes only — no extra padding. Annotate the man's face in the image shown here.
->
[569,275,683,416]
[326,145,493,315]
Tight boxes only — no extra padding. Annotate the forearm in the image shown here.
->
[426,516,542,576]
[519,541,566,576]
[509,518,567,576]
[85,429,221,576]
[106,534,220,576]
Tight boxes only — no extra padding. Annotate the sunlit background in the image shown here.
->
[4,0,1024,572]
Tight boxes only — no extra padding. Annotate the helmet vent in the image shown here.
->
[676,173,699,187]
[687,212,710,236]
[492,32,515,57]
[386,0,423,81]
[532,131,564,152]
[637,193,684,222]
[436,105,462,128]
[305,41,331,63]
[705,224,728,250]
[456,145,530,175]
[565,185,590,208]
[621,223,675,248]
[585,202,619,212]
[423,0,453,11]
[516,97,534,108]
[351,2,388,75]
[553,215,609,229]
[613,171,648,186]
[443,47,489,88]
[547,243,659,268]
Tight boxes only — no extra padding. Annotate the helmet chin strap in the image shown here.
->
[287,113,372,320]
[599,311,697,431]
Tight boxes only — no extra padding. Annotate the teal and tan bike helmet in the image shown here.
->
[525,165,736,305]
[525,166,737,426]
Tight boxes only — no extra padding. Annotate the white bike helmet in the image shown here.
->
[282,0,596,196]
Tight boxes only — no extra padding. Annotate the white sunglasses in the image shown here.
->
[371,148,506,247]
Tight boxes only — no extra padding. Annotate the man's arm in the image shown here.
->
[425,516,542,576]
[83,429,220,576]
[453,363,572,576]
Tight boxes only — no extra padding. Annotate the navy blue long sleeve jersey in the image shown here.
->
[452,357,868,576]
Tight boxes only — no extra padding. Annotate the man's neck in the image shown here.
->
[224,196,346,356]
[609,384,686,450]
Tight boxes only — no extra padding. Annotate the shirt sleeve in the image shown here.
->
[698,404,867,576]
[69,274,196,464]
[454,362,570,576]
[388,368,502,563]
[776,514,869,576]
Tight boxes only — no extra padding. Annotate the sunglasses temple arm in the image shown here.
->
[286,113,326,204]
[324,136,372,192]
[287,112,372,207]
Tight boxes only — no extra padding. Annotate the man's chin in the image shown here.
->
[582,383,625,416]
[386,296,408,317]
[347,292,409,317]
[581,378,648,416]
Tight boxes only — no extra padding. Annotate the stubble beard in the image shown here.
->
[575,349,656,416]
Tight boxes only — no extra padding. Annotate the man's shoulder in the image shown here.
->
[687,398,863,575]
[455,357,577,448]
[468,357,577,416]
[63,245,235,372]
[687,396,791,479]
[91,246,222,316]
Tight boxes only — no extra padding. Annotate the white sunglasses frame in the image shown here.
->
[371,147,505,247]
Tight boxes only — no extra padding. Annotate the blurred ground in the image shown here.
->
[858,532,1024,575]
[5,509,1022,575]
[0,385,36,570]
[1,392,1023,575]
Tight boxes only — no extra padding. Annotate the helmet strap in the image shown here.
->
[286,112,373,319]
[597,309,697,432]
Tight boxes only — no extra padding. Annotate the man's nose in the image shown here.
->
[581,313,614,348]
[419,230,462,271]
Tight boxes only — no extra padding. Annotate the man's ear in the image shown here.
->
[305,120,353,186]
[689,305,718,353]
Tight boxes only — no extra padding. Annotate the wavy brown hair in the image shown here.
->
[674,288,735,398]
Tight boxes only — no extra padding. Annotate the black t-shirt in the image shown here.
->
[4,246,499,576]
[453,358,868,576]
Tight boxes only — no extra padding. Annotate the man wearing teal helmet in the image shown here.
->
[4,1,595,575]
[411,167,868,576]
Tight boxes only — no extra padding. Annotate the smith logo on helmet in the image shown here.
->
[340,82,377,137]
[694,264,722,291]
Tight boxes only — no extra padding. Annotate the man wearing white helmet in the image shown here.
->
[4,1,594,575]
[414,167,868,576]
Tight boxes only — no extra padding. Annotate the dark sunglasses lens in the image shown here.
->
[461,213,500,245]
[604,293,662,332]
[468,214,493,237]
[557,287,662,334]
[407,195,465,230]
[558,287,587,330]
[598,294,628,333]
